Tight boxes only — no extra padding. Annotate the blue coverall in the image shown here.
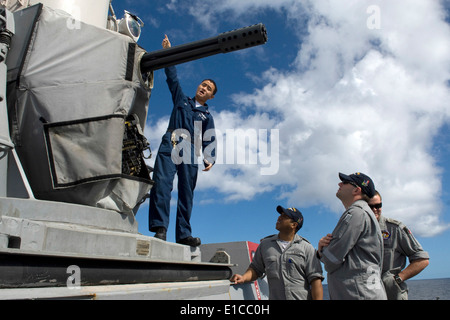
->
[149,66,216,242]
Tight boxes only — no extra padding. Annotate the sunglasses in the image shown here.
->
[369,203,382,210]
[342,181,359,188]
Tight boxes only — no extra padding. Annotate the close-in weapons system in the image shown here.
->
[0,0,268,299]
[140,23,267,72]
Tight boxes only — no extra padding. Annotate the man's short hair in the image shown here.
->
[361,193,372,203]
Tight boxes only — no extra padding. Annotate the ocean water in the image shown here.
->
[407,278,450,300]
[322,278,450,300]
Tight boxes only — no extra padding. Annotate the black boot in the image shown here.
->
[177,236,201,247]
[154,227,167,241]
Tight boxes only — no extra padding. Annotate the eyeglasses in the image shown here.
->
[369,203,382,210]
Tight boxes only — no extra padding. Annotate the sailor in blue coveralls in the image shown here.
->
[149,35,217,247]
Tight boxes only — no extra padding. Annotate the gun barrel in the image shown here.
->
[140,23,268,72]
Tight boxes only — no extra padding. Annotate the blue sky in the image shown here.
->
[111,0,450,280]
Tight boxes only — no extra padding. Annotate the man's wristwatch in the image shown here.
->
[394,274,403,285]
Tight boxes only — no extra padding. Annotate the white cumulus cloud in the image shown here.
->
[161,0,450,236]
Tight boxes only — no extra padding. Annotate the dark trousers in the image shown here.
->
[148,140,198,242]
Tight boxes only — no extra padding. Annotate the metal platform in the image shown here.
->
[0,280,232,300]
[0,197,233,298]
[0,197,200,262]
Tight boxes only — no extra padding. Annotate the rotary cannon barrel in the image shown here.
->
[140,23,268,72]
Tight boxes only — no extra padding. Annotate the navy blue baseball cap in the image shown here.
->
[277,206,304,230]
[339,172,376,198]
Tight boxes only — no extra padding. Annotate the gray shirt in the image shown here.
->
[250,234,324,300]
[379,215,430,274]
[320,200,387,300]
[379,215,429,299]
